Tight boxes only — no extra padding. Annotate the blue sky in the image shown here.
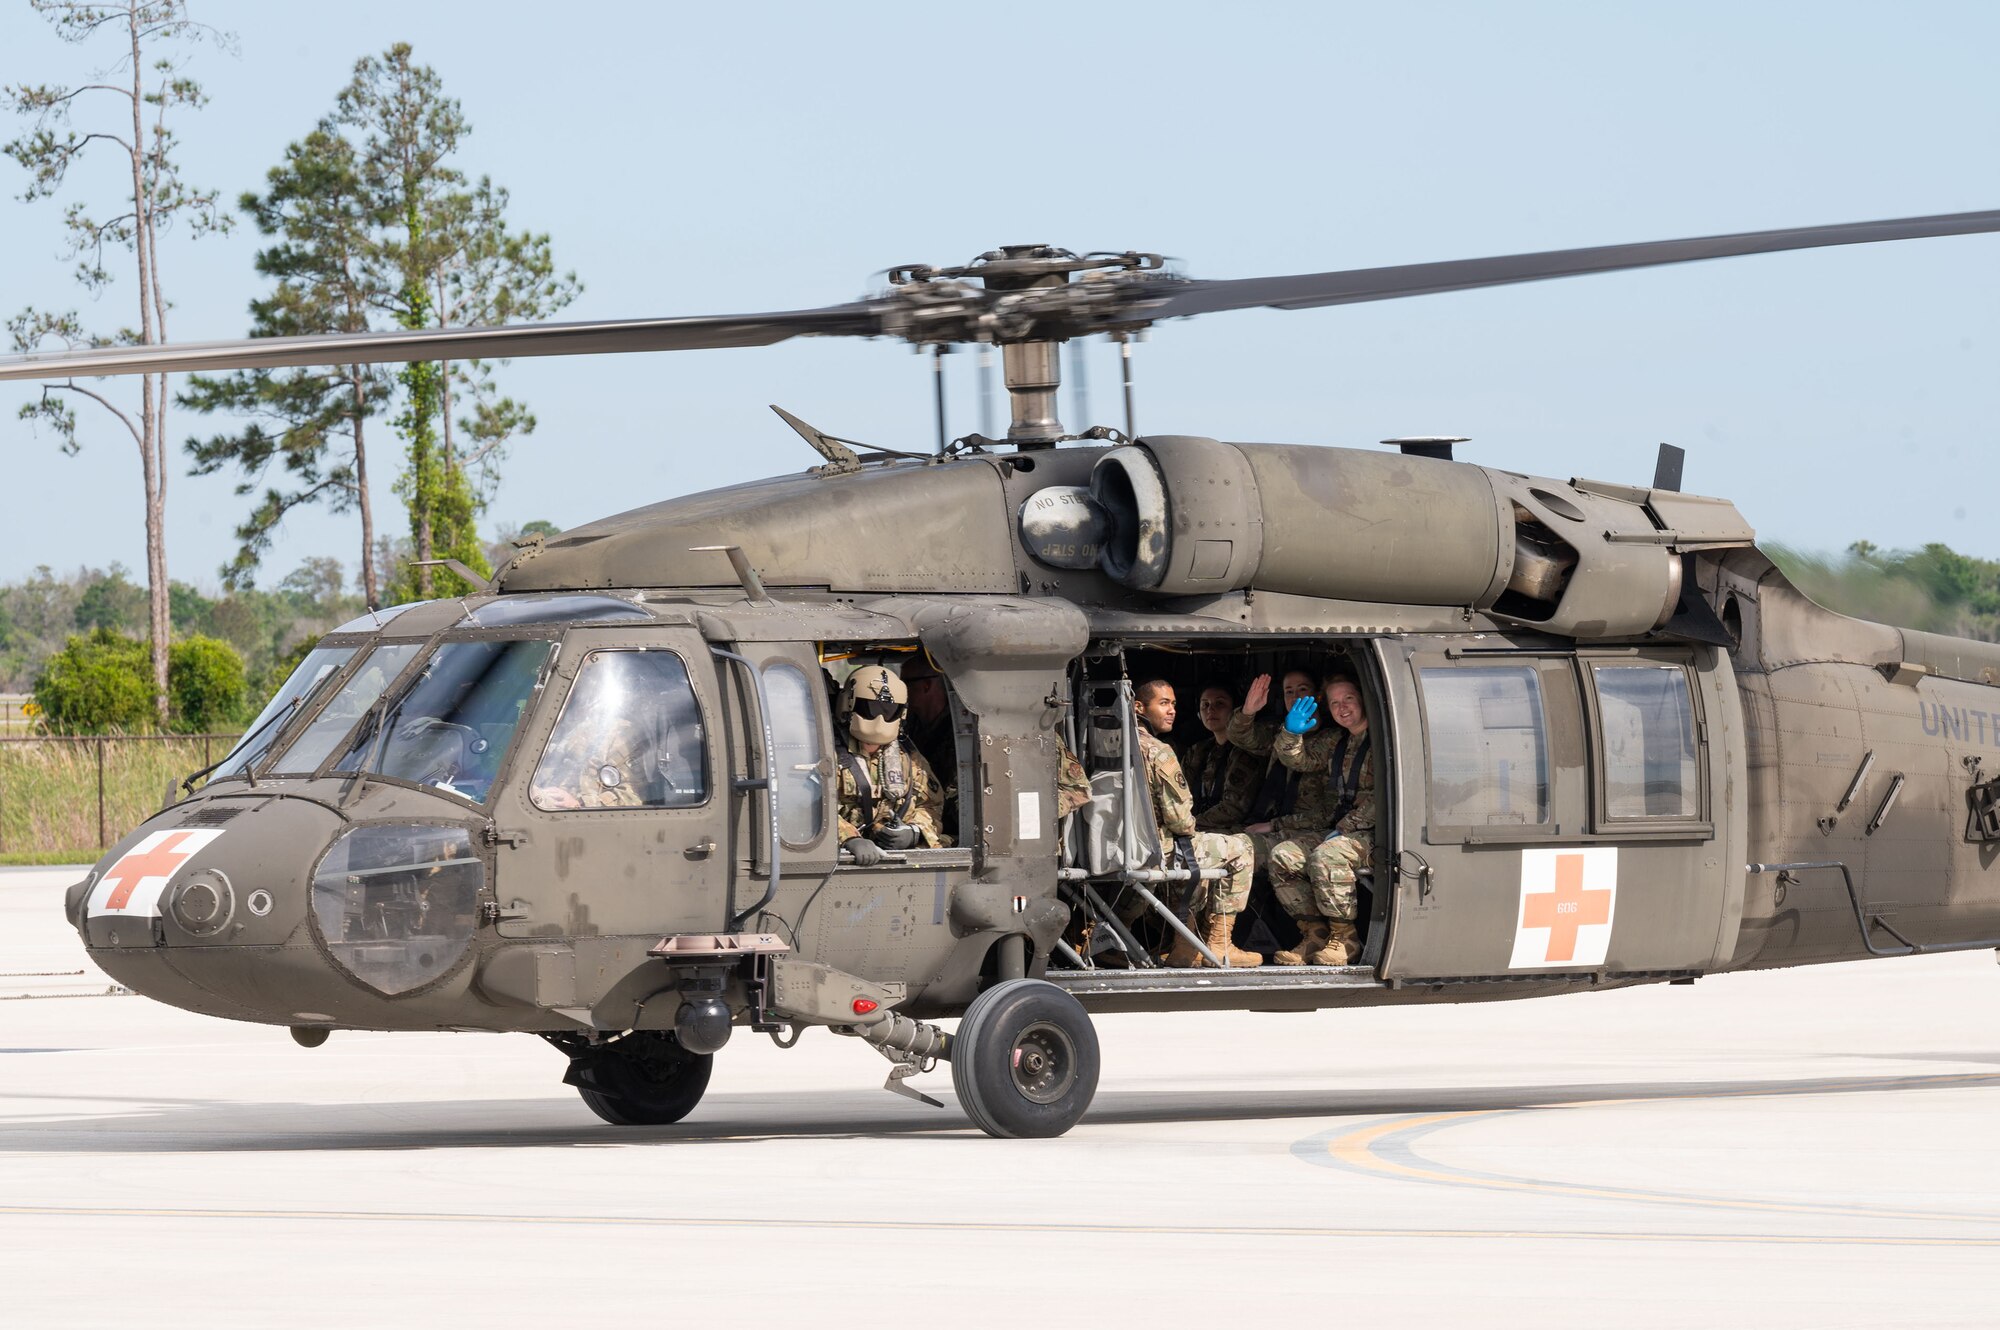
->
[2,0,1996,592]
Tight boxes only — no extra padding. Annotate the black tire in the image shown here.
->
[950,978,1100,1139]
[573,1031,713,1126]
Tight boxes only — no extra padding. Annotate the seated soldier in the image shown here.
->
[1265,674,1376,966]
[899,653,955,781]
[1183,679,1263,824]
[1213,668,1334,871]
[836,663,950,865]
[1133,679,1260,968]
[531,682,654,811]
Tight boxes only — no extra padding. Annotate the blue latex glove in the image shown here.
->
[1284,696,1319,734]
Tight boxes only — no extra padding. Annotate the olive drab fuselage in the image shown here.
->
[65,438,2000,1038]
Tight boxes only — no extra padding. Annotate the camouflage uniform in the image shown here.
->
[531,715,650,810]
[1184,736,1264,827]
[1218,708,1339,871]
[1055,739,1091,819]
[836,740,951,848]
[1137,726,1254,915]
[1265,724,1376,922]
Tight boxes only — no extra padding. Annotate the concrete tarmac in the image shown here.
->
[4,866,1998,1328]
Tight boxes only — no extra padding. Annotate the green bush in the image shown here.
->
[31,629,154,734]
[29,629,252,734]
[168,635,247,732]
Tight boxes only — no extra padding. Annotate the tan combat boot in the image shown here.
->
[1275,918,1329,967]
[1162,919,1202,968]
[1307,921,1361,966]
[1195,911,1264,967]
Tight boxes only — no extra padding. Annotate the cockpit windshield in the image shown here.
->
[329,639,558,802]
[208,644,357,781]
[271,643,423,776]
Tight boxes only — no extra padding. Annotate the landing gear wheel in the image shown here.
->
[569,1031,713,1126]
[950,979,1100,1138]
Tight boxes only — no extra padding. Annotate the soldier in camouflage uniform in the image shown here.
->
[531,710,651,810]
[836,664,950,866]
[1184,682,1265,826]
[1134,680,1261,967]
[1265,675,1375,966]
[1219,670,1338,871]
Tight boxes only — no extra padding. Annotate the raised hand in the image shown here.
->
[1243,673,1273,715]
[1285,696,1320,734]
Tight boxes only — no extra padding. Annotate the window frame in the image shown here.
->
[528,645,713,815]
[1578,649,1712,837]
[325,636,565,805]
[1412,650,1582,846]
[760,657,828,849]
[270,636,435,780]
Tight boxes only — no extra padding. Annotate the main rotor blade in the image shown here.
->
[0,302,885,382]
[1147,209,2000,319]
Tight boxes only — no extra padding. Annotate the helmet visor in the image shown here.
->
[853,697,906,722]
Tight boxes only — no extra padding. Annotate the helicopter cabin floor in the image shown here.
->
[1049,962,1381,1013]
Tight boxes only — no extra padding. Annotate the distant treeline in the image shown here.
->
[0,558,359,732]
[1765,542,2000,642]
[0,524,551,733]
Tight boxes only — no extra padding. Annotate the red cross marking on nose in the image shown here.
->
[1520,851,1613,963]
[101,832,202,911]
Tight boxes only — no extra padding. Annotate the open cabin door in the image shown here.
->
[1377,636,1738,983]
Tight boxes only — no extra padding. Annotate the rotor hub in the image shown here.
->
[880,246,1176,445]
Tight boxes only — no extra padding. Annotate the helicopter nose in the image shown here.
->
[72,797,492,1026]
[75,800,330,952]
[72,797,334,1020]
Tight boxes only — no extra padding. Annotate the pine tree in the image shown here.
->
[183,42,576,606]
[4,0,232,724]
[181,127,392,604]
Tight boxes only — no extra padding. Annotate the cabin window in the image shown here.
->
[1588,662,1701,821]
[1419,664,1551,828]
[763,660,827,845]
[529,650,708,811]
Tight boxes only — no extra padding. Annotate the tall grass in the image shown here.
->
[0,735,238,857]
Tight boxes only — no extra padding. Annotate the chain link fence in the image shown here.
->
[0,733,241,858]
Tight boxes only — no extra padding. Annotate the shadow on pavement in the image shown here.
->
[5,1068,1997,1153]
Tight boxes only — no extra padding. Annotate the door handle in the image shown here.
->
[1395,849,1433,900]
[685,837,717,861]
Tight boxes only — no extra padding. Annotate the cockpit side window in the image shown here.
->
[529,649,708,811]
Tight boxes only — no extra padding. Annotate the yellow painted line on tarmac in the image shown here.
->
[1316,1072,2000,1226]
[3,1201,2000,1248]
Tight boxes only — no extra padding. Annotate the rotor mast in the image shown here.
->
[978,246,1071,446]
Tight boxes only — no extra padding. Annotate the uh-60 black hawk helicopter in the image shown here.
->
[7,210,2000,1138]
